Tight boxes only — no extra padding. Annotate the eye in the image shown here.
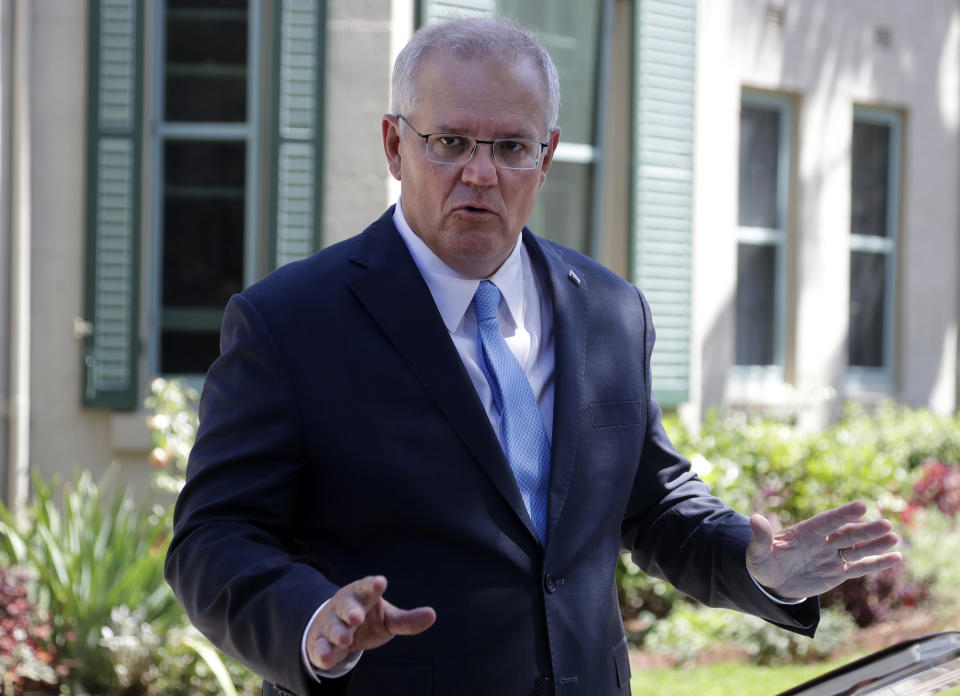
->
[497,139,526,153]
[434,135,468,150]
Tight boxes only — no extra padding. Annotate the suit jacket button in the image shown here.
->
[533,676,554,695]
[543,573,557,593]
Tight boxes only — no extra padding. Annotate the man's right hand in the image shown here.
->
[306,575,436,671]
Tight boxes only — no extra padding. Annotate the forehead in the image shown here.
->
[411,54,550,136]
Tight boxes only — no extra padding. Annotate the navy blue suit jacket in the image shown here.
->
[165,207,818,696]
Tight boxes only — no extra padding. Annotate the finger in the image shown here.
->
[327,617,358,649]
[382,605,437,636]
[837,532,900,562]
[826,519,894,549]
[839,551,903,579]
[308,635,348,671]
[352,575,389,605]
[800,501,867,537]
[335,575,388,627]
[746,514,777,573]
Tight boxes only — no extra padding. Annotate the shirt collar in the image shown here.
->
[393,199,527,333]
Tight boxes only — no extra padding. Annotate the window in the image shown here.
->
[83,0,324,407]
[420,0,609,257]
[735,92,791,370]
[151,0,258,376]
[848,108,900,381]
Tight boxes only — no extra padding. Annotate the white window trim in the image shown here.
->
[846,106,901,390]
[733,91,792,384]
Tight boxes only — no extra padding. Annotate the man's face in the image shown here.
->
[382,54,560,279]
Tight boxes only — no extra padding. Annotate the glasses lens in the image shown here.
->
[493,139,540,169]
[425,134,474,164]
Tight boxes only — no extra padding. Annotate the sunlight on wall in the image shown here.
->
[939,11,960,131]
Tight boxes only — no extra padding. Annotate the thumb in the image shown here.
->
[383,604,437,637]
[747,513,774,565]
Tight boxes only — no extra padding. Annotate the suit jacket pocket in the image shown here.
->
[590,401,644,428]
[347,659,432,696]
[611,636,631,690]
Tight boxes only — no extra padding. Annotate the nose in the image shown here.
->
[461,143,498,186]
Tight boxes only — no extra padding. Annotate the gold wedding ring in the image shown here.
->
[838,548,849,563]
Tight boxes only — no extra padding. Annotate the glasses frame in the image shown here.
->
[397,114,549,171]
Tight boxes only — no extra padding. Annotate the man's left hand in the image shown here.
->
[746,501,902,600]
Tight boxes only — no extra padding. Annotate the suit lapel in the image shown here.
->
[346,211,539,542]
[524,231,589,543]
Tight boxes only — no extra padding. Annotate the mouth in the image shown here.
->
[454,204,497,216]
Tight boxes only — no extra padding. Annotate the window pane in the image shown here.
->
[161,330,221,375]
[738,105,781,228]
[528,161,592,254]
[736,243,777,365]
[497,0,601,142]
[168,0,246,8]
[165,2,248,122]
[849,251,886,367]
[851,121,891,238]
[162,140,245,308]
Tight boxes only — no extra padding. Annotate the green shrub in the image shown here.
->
[0,464,258,695]
[0,469,178,692]
[145,377,200,496]
[623,402,960,662]
[899,506,960,610]
[642,604,857,666]
[661,402,949,525]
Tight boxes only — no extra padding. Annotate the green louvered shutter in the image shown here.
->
[632,0,696,407]
[270,0,325,269]
[82,0,143,410]
[420,0,495,24]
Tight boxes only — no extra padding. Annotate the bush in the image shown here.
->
[0,566,63,694]
[145,377,200,496]
[0,465,258,695]
[661,402,949,525]
[0,469,179,692]
[620,402,960,663]
[641,604,857,666]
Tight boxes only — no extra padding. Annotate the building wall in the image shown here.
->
[692,0,960,423]
[3,0,958,499]
[0,0,13,500]
[23,0,137,488]
[0,0,408,502]
[322,0,410,245]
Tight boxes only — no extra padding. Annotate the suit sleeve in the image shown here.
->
[164,293,349,696]
[620,288,820,636]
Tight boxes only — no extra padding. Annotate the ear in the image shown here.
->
[382,114,403,181]
[537,126,561,190]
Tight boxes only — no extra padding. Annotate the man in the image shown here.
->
[165,16,900,696]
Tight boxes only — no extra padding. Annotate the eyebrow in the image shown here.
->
[432,124,542,140]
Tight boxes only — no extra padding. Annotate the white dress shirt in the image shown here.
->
[392,199,557,445]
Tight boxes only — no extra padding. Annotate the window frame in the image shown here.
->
[733,90,792,381]
[147,0,263,379]
[846,106,901,388]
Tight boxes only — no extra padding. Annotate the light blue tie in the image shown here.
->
[472,280,551,543]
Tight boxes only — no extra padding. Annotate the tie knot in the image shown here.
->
[472,280,502,323]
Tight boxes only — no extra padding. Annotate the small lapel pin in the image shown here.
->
[567,270,581,287]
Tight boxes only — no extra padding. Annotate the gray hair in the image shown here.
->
[391,16,561,133]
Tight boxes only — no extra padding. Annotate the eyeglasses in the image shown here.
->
[397,115,548,170]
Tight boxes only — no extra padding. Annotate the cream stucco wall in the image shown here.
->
[321,0,412,245]
[0,0,409,500]
[692,0,960,423]
[24,0,151,489]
